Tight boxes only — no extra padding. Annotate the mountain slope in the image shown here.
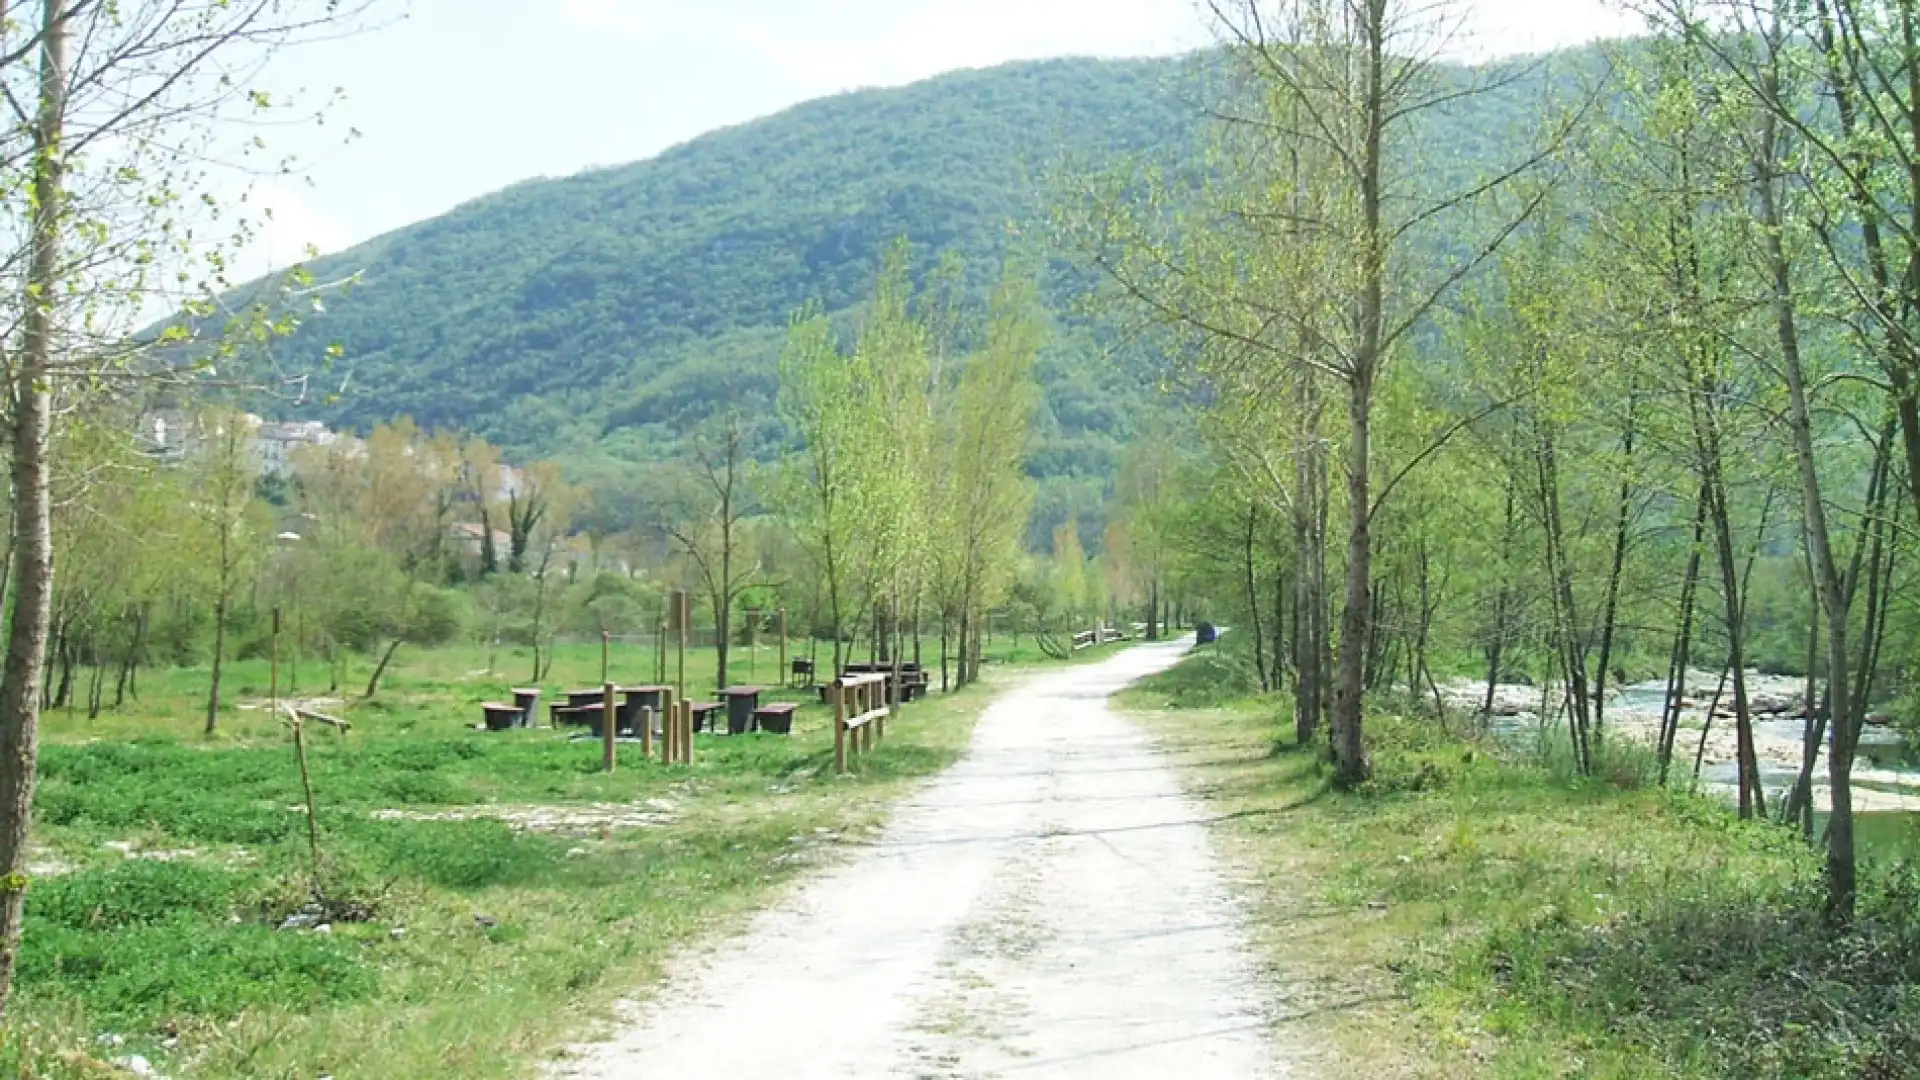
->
[240,47,1584,536]
[278,58,1196,450]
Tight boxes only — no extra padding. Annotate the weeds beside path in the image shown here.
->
[1122,647,1920,1080]
[7,649,1051,1080]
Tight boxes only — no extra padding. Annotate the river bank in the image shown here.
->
[1125,647,1920,1080]
[1435,674,1920,813]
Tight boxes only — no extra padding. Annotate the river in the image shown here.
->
[1438,673,1920,861]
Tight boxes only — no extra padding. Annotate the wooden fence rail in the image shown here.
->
[833,672,891,775]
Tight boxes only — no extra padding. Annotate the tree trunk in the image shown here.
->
[1592,390,1638,745]
[1709,454,1765,817]
[1270,544,1287,691]
[364,638,402,699]
[1329,0,1387,785]
[1754,100,1854,916]
[1658,489,1708,785]
[1481,485,1517,726]
[1535,416,1592,775]
[1332,363,1374,784]
[0,0,66,1016]
[1244,502,1269,693]
[715,593,731,690]
[1295,410,1329,746]
[205,595,227,734]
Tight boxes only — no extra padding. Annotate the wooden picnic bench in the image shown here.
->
[617,685,671,736]
[789,658,816,687]
[718,685,765,735]
[754,701,799,735]
[510,688,541,728]
[481,702,522,732]
[551,701,605,730]
[688,701,723,733]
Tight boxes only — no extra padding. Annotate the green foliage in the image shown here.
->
[31,861,241,931]
[372,820,564,889]
[20,921,374,1026]
[232,58,1195,505]
[1131,661,1920,1080]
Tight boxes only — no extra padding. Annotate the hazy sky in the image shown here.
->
[236,0,1641,276]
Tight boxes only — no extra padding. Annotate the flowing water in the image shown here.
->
[1444,674,1920,858]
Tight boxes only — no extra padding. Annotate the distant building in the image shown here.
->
[136,412,361,479]
[449,522,512,566]
[249,417,343,478]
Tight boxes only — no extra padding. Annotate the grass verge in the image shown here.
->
[5,639,1070,1080]
[1122,646,1920,1080]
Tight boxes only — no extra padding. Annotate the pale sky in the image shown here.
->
[235,0,1641,277]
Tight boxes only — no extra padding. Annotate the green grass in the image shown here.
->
[1122,650,1920,1080]
[5,634,1113,1079]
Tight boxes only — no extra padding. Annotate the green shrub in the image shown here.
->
[30,861,244,930]
[19,921,375,1026]
[372,819,562,889]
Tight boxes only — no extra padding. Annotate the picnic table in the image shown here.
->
[481,702,522,731]
[755,701,799,735]
[717,685,765,735]
[839,662,929,703]
[617,685,671,735]
[688,701,723,732]
[510,687,541,728]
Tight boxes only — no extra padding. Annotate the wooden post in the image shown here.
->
[639,689,654,759]
[602,682,617,773]
[656,619,667,685]
[681,700,695,765]
[834,680,847,775]
[601,630,610,683]
[664,685,677,750]
[778,608,788,687]
[269,606,281,724]
[746,608,758,684]
[674,590,688,703]
[290,710,322,871]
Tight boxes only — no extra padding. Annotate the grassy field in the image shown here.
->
[7,635,1105,1079]
[1123,644,1920,1080]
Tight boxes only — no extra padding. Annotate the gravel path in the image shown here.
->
[557,640,1285,1080]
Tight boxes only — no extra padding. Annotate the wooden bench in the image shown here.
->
[551,702,605,731]
[789,659,815,687]
[481,703,522,732]
[688,701,723,732]
[754,702,799,735]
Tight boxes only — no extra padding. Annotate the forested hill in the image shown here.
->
[239,47,1572,528]
[265,57,1193,449]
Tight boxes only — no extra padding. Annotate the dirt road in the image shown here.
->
[558,641,1285,1079]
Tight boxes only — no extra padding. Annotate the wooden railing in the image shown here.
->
[833,673,891,775]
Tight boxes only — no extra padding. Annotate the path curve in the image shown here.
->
[558,640,1284,1079]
